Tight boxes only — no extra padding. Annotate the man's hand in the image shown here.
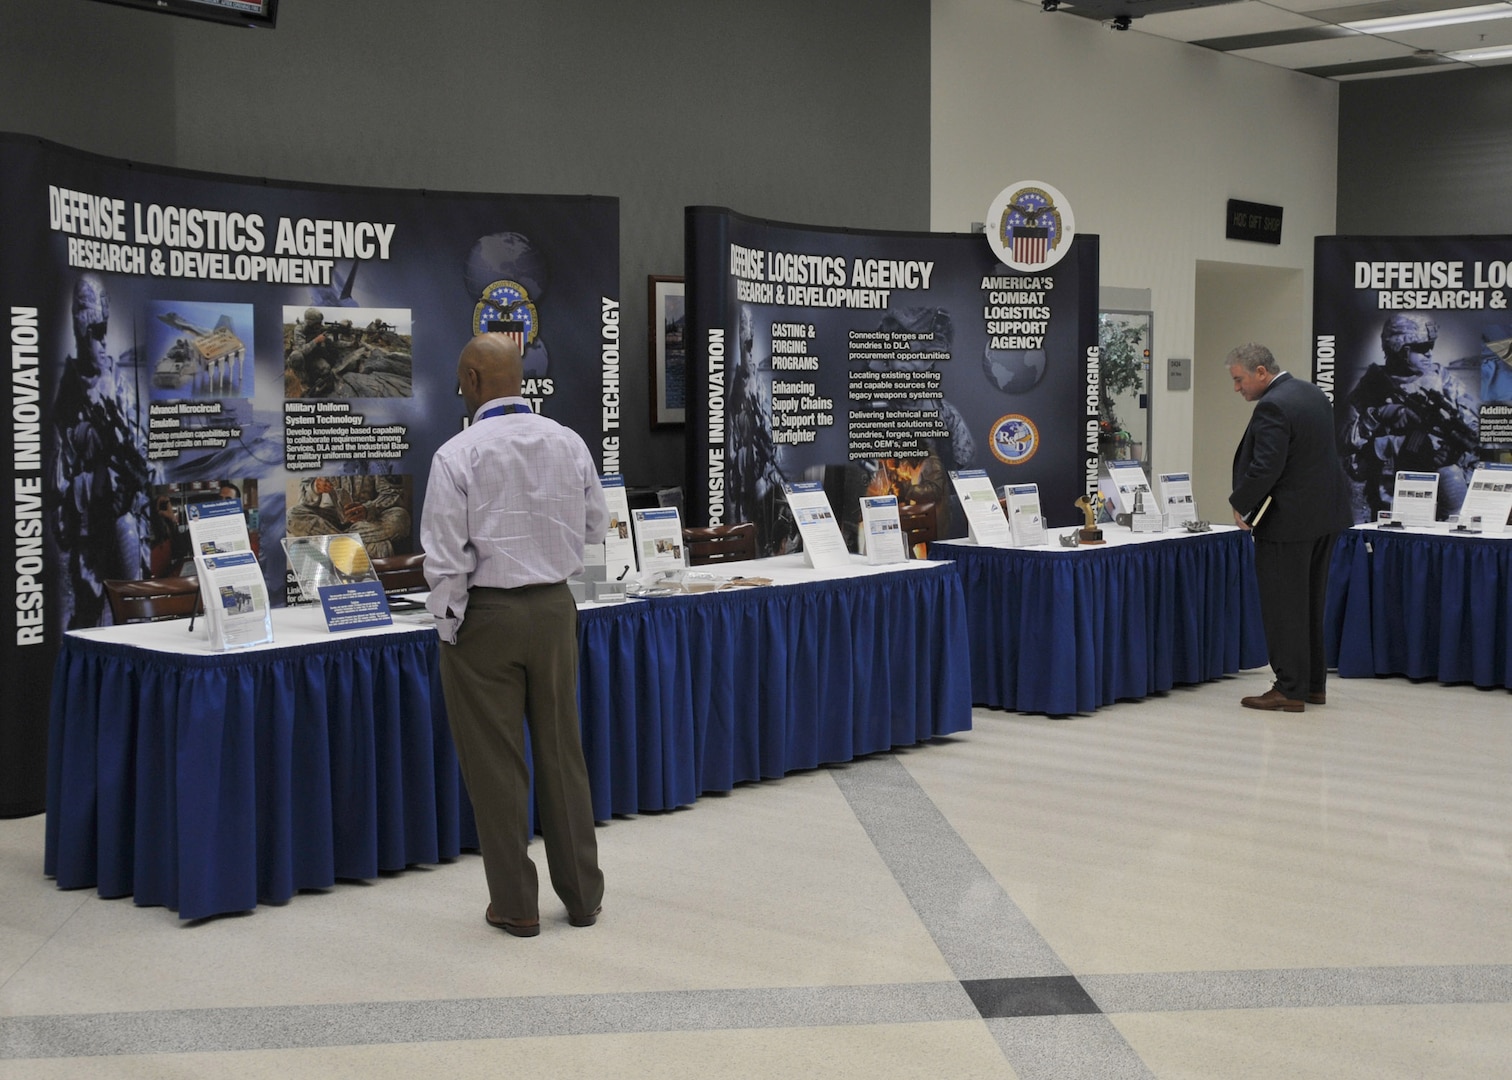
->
[1233,507,1251,531]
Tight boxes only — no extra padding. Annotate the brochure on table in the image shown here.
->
[783,481,852,569]
[859,495,908,564]
[1158,473,1199,527]
[948,469,1012,546]
[631,507,686,572]
[186,497,251,558]
[1457,463,1512,533]
[281,534,393,632]
[1390,471,1439,527]
[1003,484,1047,547]
[598,474,638,580]
[1104,461,1155,516]
[195,550,274,650]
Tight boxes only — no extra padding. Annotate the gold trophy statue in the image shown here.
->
[1073,494,1106,544]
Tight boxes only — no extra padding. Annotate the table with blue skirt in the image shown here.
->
[1325,523,1512,690]
[930,526,1269,715]
[45,557,972,919]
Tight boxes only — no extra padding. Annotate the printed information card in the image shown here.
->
[948,469,1012,546]
[783,481,852,569]
[859,494,909,564]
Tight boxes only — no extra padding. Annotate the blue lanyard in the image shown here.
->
[477,402,533,421]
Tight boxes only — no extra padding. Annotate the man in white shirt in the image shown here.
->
[421,332,608,937]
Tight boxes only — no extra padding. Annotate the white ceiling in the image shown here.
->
[1016,0,1512,78]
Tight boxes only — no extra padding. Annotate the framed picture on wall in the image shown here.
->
[648,275,686,427]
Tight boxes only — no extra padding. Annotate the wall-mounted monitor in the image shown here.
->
[87,0,278,29]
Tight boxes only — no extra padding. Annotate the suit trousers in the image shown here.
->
[1252,533,1339,701]
[438,582,603,922]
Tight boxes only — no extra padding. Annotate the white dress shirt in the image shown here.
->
[420,396,608,643]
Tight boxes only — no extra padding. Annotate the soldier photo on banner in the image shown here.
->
[282,306,414,399]
[286,472,413,561]
[48,273,156,629]
[1340,313,1480,520]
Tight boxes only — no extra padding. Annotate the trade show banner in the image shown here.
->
[683,206,1099,555]
[0,133,619,816]
[1314,235,1512,523]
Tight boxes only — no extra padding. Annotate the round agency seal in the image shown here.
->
[472,278,541,343]
[985,181,1076,272]
[989,414,1040,465]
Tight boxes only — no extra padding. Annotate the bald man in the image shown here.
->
[421,333,608,936]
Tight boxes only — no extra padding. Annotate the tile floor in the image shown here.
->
[3,667,1510,1078]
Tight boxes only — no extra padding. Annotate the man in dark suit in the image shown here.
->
[1228,344,1353,713]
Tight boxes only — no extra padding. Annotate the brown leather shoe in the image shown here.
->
[1307,692,1326,705]
[569,904,602,928]
[486,904,540,937]
[1241,688,1305,713]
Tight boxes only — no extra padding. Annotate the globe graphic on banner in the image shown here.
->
[982,343,1047,394]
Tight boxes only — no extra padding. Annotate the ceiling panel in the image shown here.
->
[1012,0,1512,78]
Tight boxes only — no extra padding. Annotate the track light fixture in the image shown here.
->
[1111,14,1132,29]
[1041,0,1060,11]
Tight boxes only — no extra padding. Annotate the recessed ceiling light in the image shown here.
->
[1341,3,1512,33]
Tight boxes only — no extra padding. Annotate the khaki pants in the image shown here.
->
[438,582,603,922]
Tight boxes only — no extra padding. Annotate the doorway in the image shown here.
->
[1192,261,1307,521]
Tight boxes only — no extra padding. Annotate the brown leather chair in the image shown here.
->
[372,552,428,594]
[103,576,202,624]
[683,523,758,566]
[898,501,939,557]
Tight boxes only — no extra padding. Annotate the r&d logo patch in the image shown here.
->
[989,414,1039,465]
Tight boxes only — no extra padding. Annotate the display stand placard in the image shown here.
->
[1391,471,1439,527]
[1004,483,1047,547]
[599,475,638,580]
[186,497,251,558]
[783,482,852,569]
[196,550,274,650]
[859,495,908,564]
[1158,472,1199,527]
[1455,464,1512,533]
[631,507,686,572]
[948,469,1012,546]
[1105,460,1155,516]
[282,534,392,631]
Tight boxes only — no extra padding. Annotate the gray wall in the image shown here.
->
[0,0,932,487]
[1337,66,1512,237]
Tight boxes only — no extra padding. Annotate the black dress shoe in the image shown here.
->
[486,905,540,937]
[1241,688,1305,713]
[569,904,602,928]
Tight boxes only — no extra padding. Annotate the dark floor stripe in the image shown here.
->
[962,976,1102,1019]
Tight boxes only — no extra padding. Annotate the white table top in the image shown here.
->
[68,555,954,656]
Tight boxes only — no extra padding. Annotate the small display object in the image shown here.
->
[783,481,852,569]
[1126,490,1166,533]
[1456,462,1512,534]
[1074,494,1106,544]
[948,469,1012,546]
[631,506,687,572]
[282,534,393,632]
[1157,472,1199,527]
[195,550,274,650]
[859,494,908,564]
[1003,483,1047,547]
[1104,460,1155,517]
[599,474,639,579]
[1391,470,1439,527]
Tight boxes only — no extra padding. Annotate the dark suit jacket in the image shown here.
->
[1230,372,1353,542]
